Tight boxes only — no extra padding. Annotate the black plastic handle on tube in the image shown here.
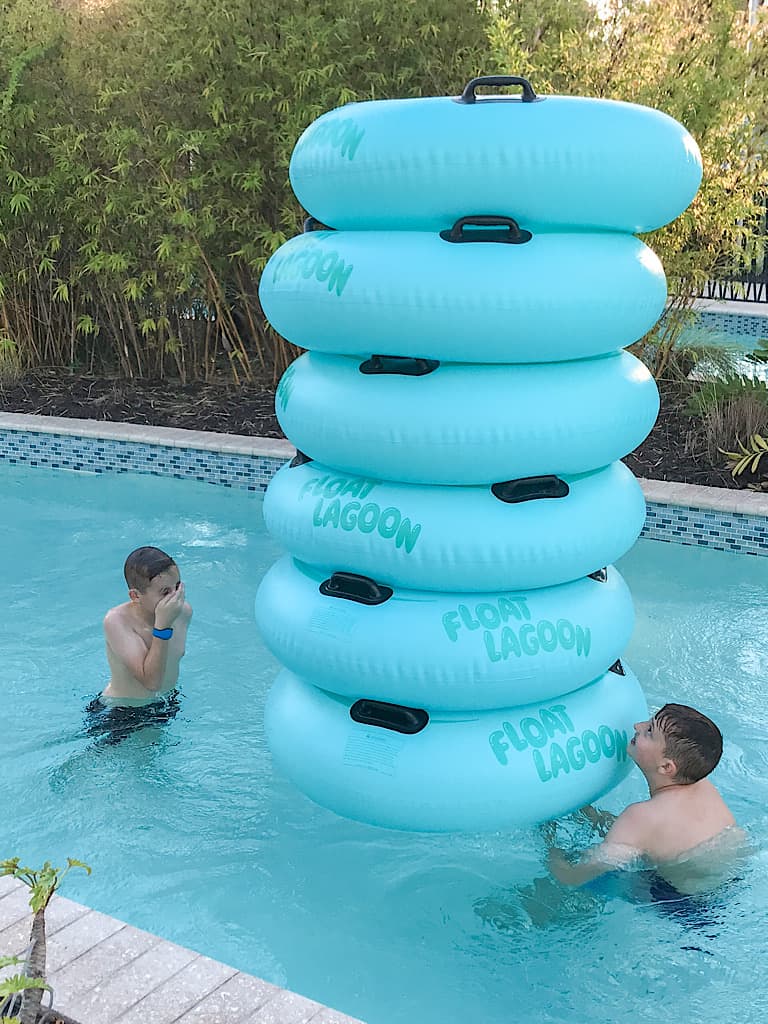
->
[303,216,334,232]
[319,571,394,606]
[457,75,538,105]
[350,698,429,735]
[290,450,313,468]
[492,476,570,504]
[440,215,532,245]
[359,355,440,376]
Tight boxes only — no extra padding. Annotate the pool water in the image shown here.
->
[1,463,767,1023]
[676,324,768,383]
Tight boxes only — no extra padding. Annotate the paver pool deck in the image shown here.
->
[0,875,364,1024]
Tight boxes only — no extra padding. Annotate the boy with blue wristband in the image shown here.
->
[100,546,192,702]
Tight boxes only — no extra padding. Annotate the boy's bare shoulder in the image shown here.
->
[615,799,653,822]
[604,800,657,850]
[103,602,138,632]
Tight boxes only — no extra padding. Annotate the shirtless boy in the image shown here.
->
[548,703,744,895]
[101,546,192,702]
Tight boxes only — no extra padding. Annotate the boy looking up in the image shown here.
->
[548,704,744,895]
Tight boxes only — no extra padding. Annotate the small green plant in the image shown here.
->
[0,334,22,389]
[686,375,768,417]
[721,434,768,490]
[694,390,768,465]
[745,341,768,364]
[0,859,90,1024]
[0,957,49,1024]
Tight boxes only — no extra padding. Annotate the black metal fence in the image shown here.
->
[695,194,768,303]
[699,276,768,303]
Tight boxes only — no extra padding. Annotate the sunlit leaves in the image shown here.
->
[16,0,758,382]
[8,193,30,215]
[76,314,97,336]
[0,975,49,998]
[0,857,90,914]
[491,0,768,379]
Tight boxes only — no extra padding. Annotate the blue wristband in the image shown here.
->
[152,627,173,640]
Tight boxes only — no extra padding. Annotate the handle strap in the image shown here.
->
[440,215,531,245]
[457,75,539,105]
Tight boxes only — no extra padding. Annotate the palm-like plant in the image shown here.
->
[0,859,90,1024]
[721,433,768,489]
[0,956,49,1024]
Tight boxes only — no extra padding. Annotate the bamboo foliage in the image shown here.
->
[0,0,766,383]
[489,0,768,379]
[0,0,492,381]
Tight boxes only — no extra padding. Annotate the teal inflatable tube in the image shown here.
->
[255,556,635,711]
[289,79,702,233]
[262,460,646,592]
[265,666,647,831]
[260,229,667,363]
[276,352,659,485]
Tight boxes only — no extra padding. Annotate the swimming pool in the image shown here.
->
[676,310,768,382]
[1,461,766,1023]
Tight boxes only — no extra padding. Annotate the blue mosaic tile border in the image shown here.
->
[2,426,767,556]
[688,310,768,340]
[0,427,288,491]
[642,501,768,556]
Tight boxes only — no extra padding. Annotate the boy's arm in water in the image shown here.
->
[548,803,646,887]
[537,804,614,847]
[104,585,187,693]
[577,804,617,836]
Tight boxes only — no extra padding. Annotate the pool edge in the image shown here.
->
[1,412,767,555]
[0,875,365,1024]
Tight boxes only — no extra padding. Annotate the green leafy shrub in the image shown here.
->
[491,0,768,381]
[2,0,767,384]
[686,375,768,417]
[0,0,493,382]
[641,335,746,384]
[0,335,23,388]
[721,433,768,489]
[0,858,90,1024]
[745,341,768,364]
[0,957,49,1024]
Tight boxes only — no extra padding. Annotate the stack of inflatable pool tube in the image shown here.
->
[256,74,702,832]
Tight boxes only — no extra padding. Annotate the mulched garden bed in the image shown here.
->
[0,370,283,440]
[624,384,735,489]
[0,370,739,490]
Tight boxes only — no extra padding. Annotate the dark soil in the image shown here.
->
[623,384,735,489]
[0,369,283,439]
[0,370,740,490]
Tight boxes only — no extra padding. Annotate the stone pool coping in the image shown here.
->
[2,412,768,545]
[0,875,364,1024]
[0,411,295,459]
[639,476,768,516]
[1,410,767,510]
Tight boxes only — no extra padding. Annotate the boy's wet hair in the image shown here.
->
[654,703,723,783]
[124,546,176,592]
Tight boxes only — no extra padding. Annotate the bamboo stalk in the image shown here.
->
[119,294,145,378]
[235,264,267,371]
